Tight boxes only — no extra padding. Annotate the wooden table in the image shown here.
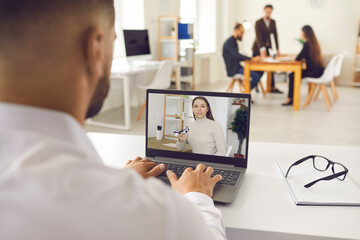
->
[244,60,303,110]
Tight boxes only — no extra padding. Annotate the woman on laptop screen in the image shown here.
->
[176,97,226,156]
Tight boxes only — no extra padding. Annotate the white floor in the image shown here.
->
[85,81,360,147]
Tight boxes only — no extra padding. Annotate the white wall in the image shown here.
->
[100,0,180,113]
[148,93,165,138]
[233,0,360,86]
[144,0,180,61]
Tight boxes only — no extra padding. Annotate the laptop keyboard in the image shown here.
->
[155,162,241,185]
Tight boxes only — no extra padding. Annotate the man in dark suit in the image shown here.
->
[223,23,261,91]
[252,4,282,93]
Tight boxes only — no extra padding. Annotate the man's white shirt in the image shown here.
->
[0,103,226,240]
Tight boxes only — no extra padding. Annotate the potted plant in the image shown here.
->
[294,38,305,45]
[231,107,248,159]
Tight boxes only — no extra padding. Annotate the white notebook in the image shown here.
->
[277,161,360,206]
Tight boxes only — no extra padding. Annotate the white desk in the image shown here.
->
[88,133,360,240]
[86,60,161,130]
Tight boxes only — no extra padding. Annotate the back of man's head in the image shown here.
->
[0,0,114,64]
[0,0,115,123]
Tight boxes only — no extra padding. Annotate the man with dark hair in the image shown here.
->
[0,1,226,239]
[223,23,261,91]
[252,4,283,93]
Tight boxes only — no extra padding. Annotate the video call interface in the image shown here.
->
[147,93,250,160]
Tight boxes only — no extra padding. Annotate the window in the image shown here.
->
[113,0,145,59]
[180,0,196,22]
[180,0,216,54]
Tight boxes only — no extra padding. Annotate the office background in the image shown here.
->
[86,0,360,147]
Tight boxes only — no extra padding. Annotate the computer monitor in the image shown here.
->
[123,29,151,58]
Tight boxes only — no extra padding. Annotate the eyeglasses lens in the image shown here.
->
[313,156,329,171]
[333,163,346,180]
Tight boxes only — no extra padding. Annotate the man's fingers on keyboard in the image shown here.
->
[166,170,178,183]
[140,158,151,162]
[196,163,206,172]
[205,166,214,176]
[184,167,193,173]
[212,174,222,183]
[146,164,165,177]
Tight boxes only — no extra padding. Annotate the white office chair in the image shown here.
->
[331,52,347,100]
[313,52,346,103]
[302,55,338,111]
[225,145,233,157]
[136,60,174,121]
[221,56,266,97]
[334,52,347,83]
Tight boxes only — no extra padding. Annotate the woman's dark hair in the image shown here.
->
[192,96,214,121]
[302,25,325,68]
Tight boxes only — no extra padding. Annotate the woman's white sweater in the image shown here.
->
[176,117,226,156]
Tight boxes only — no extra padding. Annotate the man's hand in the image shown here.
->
[166,163,222,197]
[125,157,165,178]
[251,56,261,62]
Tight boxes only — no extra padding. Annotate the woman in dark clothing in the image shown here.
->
[282,25,325,106]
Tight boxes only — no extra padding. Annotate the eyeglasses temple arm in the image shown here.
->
[304,170,348,188]
[285,156,314,177]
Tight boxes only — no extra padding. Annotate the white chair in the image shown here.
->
[331,52,347,100]
[226,145,233,157]
[136,60,174,121]
[313,52,346,103]
[334,52,347,83]
[221,56,266,97]
[302,55,338,111]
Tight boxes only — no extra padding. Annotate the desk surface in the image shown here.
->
[88,133,360,240]
[110,59,161,76]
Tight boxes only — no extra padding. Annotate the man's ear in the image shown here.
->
[83,27,105,81]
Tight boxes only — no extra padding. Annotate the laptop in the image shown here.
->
[145,89,251,204]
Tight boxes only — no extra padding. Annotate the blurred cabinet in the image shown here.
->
[158,15,195,90]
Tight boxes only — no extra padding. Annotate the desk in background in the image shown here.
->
[244,60,303,111]
[87,60,181,130]
[88,132,360,240]
[87,60,161,130]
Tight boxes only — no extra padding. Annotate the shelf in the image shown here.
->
[159,17,179,21]
[165,115,181,118]
[179,60,193,67]
[159,15,195,90]
[160,57,177,61]
[164,95,182,100]
[160,39,177,43]
[160,36,177,40]
[180,75,193,82]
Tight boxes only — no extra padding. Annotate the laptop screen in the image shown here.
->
[146,89,251,168]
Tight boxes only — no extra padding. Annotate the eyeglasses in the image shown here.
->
[174,126,189,135]
[285,155,348,188]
